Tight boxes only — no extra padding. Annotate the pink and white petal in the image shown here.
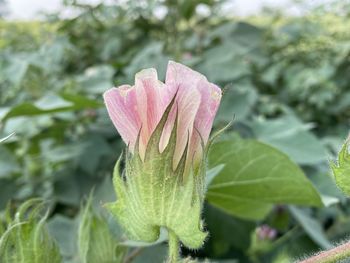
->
[165,61,205,94]
[134,68,171,158]
[194,80,222,144]
[189,79,221,167]
[103,86,141,151]
[165,61,222,167]
[173,87,201,168]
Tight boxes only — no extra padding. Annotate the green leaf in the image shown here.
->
[331,140,350,196]
[289,206,332,249]
[198,42,251,83]
[309,172,345,205]
[215,82,257,123]
[0,146,20,178]
[0,179,17,210]
[0,92,101,121]
[77,134,113,174]
[251,115,328,165]
[47,215,77,259]
[207,136,323,220]
[124,42,170,83]
[206,164,225,188]
[76,65,115,94]
[132,244,168,263]
[204,204,255,256]
[41,139,89,163]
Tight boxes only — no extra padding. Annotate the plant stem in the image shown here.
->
[168,229,180,263]
[299,240,350,263]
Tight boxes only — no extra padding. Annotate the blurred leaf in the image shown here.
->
[53,171,81,206]
[48,215,77,259]
[35,92,72,110]
[199,42,251,83]
[207,136,322,220]
[124,42,170,82]
[0,146,20,178]
[309,172,345,204]
[199,22,264,83]
[132,244,168,263]
[216,82,257,122]
[251,115,328,165]
[2,56,28,85]
[77,134,113,174]
[0,92,101,121]
[289,206,332,249]
[2,115,53,138]
[204,204,255,255]
[329,92,350,114]
[41,139,89,163]
[0,179,17,209]
[77,65,114,94]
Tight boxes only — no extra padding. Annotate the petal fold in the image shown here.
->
[103,86,141,151]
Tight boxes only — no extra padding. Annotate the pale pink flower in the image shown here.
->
[103,61,221,169]
[257,225,277,241]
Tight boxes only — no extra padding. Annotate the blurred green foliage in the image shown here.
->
[0,0,350,262]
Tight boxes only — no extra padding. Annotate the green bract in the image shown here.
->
[106,98,207,249]
[0,199,61,263]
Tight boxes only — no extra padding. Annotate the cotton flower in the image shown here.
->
[104,61,221,250]
[104,61,221,171]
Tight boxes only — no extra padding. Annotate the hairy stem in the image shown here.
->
[299,240,350,263]
[168,229,180,263]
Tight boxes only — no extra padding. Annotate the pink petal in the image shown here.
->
[165,61,204,91]
[134,68,172,158]
[175,87,201,167]
[104,61,221,169]
[103,85,141,151]
[165,61,203,167]
[165,61,222,167]
[194,79,222,144]
[191,79,222,165]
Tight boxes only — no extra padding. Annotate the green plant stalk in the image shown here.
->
[168,229,180,263]
[299,240,350,263]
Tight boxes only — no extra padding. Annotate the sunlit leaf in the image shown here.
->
[207,136,323,220]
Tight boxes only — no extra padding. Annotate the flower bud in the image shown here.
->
[103,61,221,249]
